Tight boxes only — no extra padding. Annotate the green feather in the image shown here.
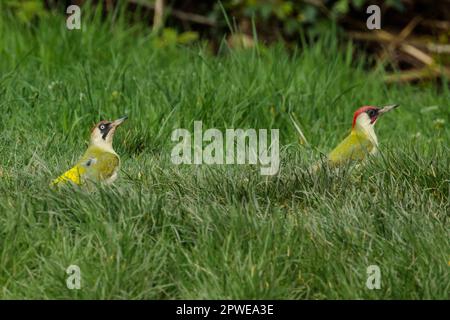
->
[53,146,119,185]
[327,130,375,166]
[79,146,120,181]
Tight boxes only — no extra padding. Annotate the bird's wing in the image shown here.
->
[91,152,120,180]
[52,147,119,186]
[51,156,99,186]
[327,132,374,166]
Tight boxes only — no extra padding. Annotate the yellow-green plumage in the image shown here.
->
[52,165,86,185]
[327,129,375,166]
[52,146,119,186]
[52,116,127,187]
[309,104,398,172]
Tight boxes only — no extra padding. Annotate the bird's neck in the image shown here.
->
[352,115,378,146]
[89,139,116,154]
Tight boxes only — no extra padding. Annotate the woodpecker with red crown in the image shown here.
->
[318,104,399,169]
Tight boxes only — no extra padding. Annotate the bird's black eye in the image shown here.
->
[99,124,106,130]
[367,109,377,117]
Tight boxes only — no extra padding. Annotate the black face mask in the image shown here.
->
[99,123,112,140]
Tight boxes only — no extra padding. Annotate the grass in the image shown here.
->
[0,6,448,299]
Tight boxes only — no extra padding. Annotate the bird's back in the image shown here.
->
[52,146,120,186]
[327,130,375,166]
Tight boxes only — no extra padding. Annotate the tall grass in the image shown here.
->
[0,6,448,299]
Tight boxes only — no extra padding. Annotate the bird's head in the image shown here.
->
[90,115,128,149]
[352,105,399,130]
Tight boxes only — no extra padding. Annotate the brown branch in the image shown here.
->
[349,31,450,54]
[128,0,216,26]
[153,0,164,30]
[348,26,450,83]
[421,19,450,31]
[169,9,216,27]
[384,67,450,83]
[427,43,450,54]
[348,29,435,65]
[397,16,422,42]
[383,68,433,83]
[400,43,434,66]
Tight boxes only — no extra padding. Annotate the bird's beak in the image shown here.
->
[378,104,399,115]
[112,115,128,127]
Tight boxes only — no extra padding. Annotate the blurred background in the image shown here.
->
[3,0,450,84]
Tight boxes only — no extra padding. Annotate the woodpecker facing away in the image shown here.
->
[52,116,128,186]
[324,105,399,167]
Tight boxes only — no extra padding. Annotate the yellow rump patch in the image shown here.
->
[51,165,86,186]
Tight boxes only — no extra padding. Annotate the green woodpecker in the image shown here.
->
[52,116,128,186]
[323,105,399,168]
